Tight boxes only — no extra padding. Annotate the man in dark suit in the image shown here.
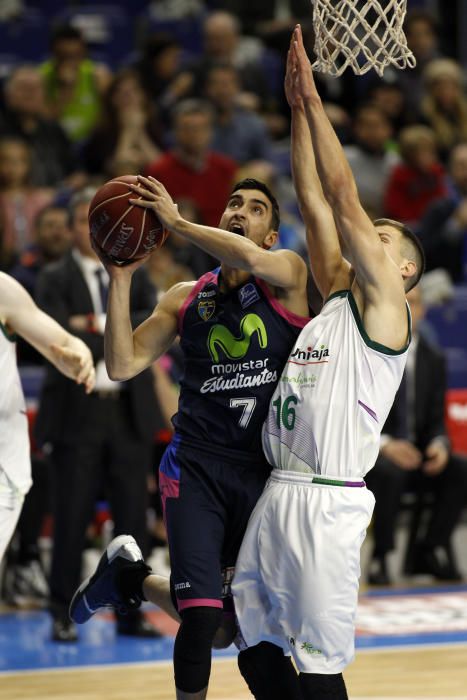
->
[366,285,467,585]
[35,188,163,641]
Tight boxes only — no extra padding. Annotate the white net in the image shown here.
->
[311,0,416,77]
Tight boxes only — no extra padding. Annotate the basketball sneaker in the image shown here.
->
[69,535,151,624]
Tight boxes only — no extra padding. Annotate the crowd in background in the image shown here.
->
[0,0,467,633]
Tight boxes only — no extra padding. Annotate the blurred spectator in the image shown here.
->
[366,78,410,136]
[145,241,194,297]
[419,59,467,161]
[344,104,399,216]
[34,188,161,641]
[145,98,238,228]
[419,142,467,282]
[0,136,54,270]
[40,24,111,143]
[9,205,71,297]
[191,11,272,110]
[366,286,467,586]
[0,66,80,188]
[226,0,311,54]
[133,33,193,127]
[399,10,443,119]
[203,63,272,165]
[165,198,216,278]
[82,69,162,179]
[384,126,447,228]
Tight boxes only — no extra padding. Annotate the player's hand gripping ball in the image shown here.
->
[88,175,168,265]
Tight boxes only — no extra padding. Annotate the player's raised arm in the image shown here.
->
[98,251,189,381]
[286,43,350,298]
[292,25,401,297]
[129,175,307,294]
[0,272,95,393]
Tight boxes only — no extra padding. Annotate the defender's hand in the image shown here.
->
[50,344,96,394]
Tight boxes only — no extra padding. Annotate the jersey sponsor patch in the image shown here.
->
[238,282,260,309]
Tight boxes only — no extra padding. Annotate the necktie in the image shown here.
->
[94,268,108,313]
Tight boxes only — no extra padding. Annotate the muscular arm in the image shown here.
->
[291,105,350,298]
[130,175,307,293]
[0,272,95,391]
[293,26,400,299]
[173,216,307,291]
[105,273,190,381]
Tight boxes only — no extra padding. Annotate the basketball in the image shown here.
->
[88,175,168,265]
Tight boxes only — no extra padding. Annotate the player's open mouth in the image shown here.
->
[228,222,245,236]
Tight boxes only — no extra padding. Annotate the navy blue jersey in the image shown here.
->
[172,268,309,457]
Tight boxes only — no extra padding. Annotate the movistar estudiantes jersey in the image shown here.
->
[173,269,309,456]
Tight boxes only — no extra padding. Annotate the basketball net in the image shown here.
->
[311,0,416,76]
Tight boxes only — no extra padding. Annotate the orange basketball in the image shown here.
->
[88,175,168,265]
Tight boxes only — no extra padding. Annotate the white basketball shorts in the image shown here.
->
[232,469,375,674]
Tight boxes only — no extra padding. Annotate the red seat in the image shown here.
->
[445,388,467,455]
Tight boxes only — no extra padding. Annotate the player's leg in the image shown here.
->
[282,484,374,699]
[238,642,303,700]
[161,444,229,697]
[298,672,348,699]
[231,474,303,699]
[0,468,24,564]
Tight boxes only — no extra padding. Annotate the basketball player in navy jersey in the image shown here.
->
[70,176,309,699]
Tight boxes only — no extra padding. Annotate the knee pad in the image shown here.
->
[174,606,223,693]
[238,642,302,700]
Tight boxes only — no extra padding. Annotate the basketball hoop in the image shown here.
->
[311,0,416,77]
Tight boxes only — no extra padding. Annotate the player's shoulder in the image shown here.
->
[158,280,197,312]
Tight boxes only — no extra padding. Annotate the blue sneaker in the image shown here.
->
[69,535,150,624]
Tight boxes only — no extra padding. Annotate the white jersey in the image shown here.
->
[0,323,32,495]
[262,290,410,479]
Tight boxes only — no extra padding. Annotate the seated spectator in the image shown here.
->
[132,33,193,128]
[419,142,467,282]
[384,125,447,228]
[203,63,272,165]
[82,69,162,179]
[40,24,111,144]
[145,99,238,228]
[166,198,216,278]
[0,136,54,269]
[366,286,467,586]
[366,78,411,136]
[9,205,71,296]
[420,59,467,161]
[344,104,399,216]
[191,11,273,110]
[399,10,443,120]
[0,65,80,188]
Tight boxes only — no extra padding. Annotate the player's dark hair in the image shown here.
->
[373,218,425,291]
[231,178,280,231]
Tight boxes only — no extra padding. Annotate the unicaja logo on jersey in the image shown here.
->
[208,313,267,361]
[290,344,329,363]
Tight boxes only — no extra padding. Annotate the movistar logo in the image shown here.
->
[208,313,267,361]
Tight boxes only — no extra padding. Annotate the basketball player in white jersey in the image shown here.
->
[231,26,425,699]
[0,272,95,564]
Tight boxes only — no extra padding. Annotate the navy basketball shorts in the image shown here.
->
[159,434,270,613]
